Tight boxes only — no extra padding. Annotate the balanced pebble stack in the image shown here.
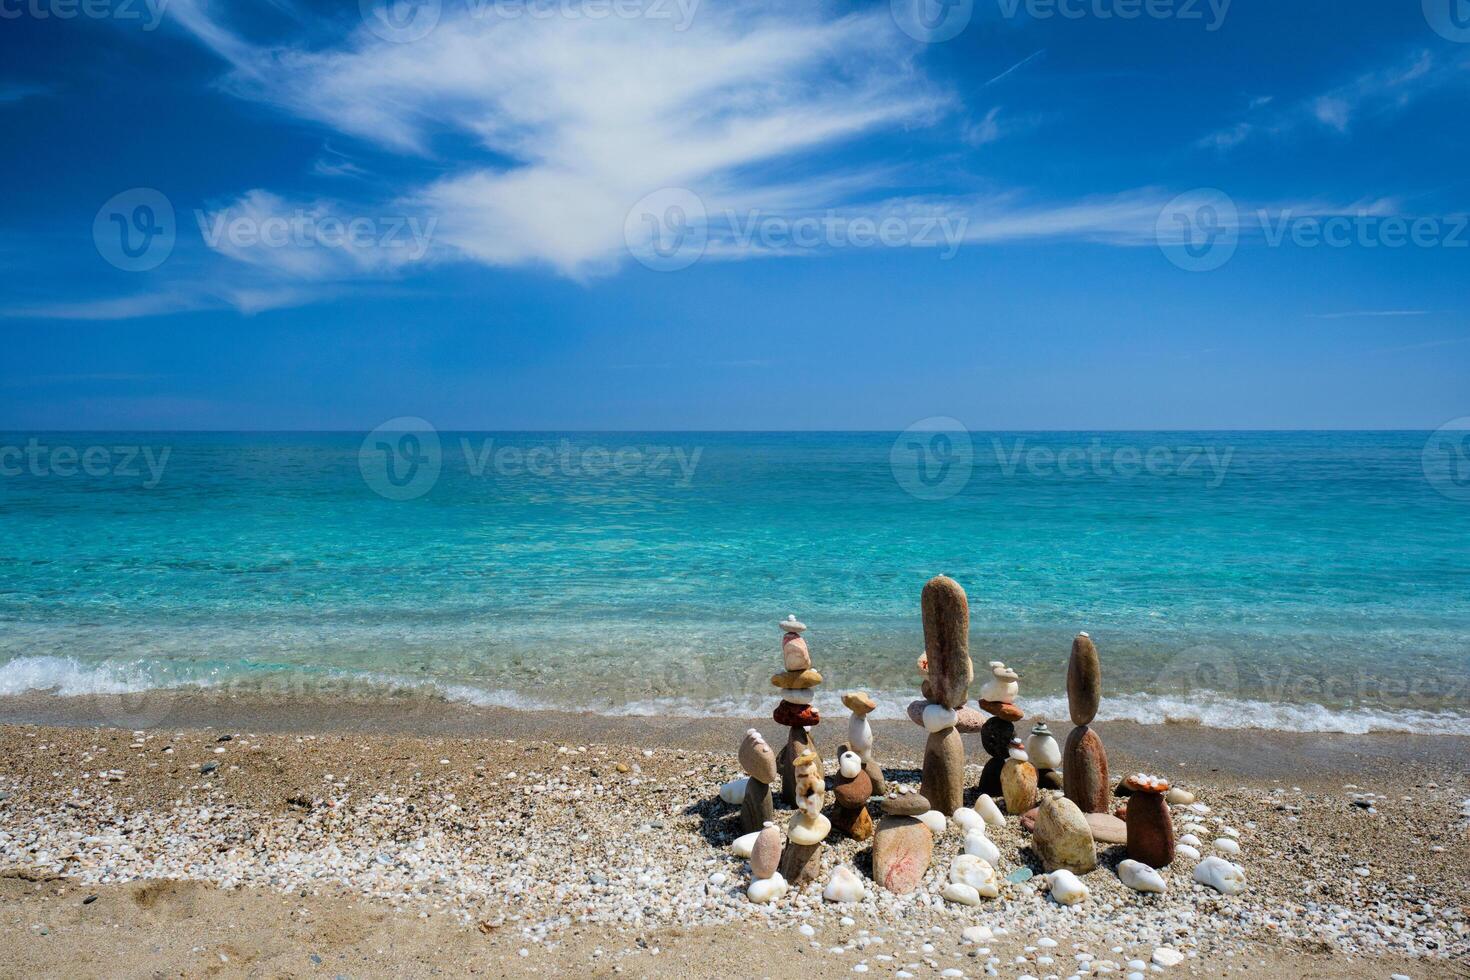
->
[771,615,822,808]
[736,729,778,833]
[1063,631,1111,813]
[912,575,973,816]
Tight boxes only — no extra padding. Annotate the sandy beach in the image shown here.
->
[1,693,1466,978]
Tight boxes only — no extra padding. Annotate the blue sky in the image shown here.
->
[1,0,1467,429]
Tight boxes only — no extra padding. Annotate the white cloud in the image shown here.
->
[1197,49,1462,150]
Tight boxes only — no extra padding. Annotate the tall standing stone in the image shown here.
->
[919,726,965,816]
[921,576,972,708]
[1123,773,1176,868]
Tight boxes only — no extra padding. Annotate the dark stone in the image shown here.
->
[1066,633,1102,727]
[777,727,815,808]
[1062,725,1110,814]
[739,777,775,834]
[778,840,822,886]
[978,756,1005,798]
[1125,790,1176,868]
[980,717,1015,759]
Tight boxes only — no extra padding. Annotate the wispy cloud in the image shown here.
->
[985,49,1045,87]
[1197,50,1463,150]
[1305,310,1433,320]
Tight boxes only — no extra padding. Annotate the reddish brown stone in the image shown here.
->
[1062,725,1110,814]
[1066,633,1102,726]
[833,769,873,810]
[831,803,874,841]
[1113,804,1129,820]
[1019,806,1039,833]
[872,815,932,894]
[773,701,820,727]
[978,699,1024,722]
[1125,789,1176,868]
[920,726,965,815]
[954,705,987,733]
[921,575,972,708]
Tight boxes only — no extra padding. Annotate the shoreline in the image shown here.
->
[1,699,1467,977]
[3,690,1468,782]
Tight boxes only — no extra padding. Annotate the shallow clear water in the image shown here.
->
[1,430,1467,732]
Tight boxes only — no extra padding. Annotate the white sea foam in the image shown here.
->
[1,658,1467,735]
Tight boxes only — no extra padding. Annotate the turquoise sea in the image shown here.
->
[2,430,1467,733]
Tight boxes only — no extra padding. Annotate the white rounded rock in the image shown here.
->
[1194,856,1246,895]
[838,751,862,779]
[1118,859,1167,893]
[951,807,982,833]
[916,809,947,835]
[1165,787,1195,805]
[719,776,749,805]
[1175,843,1201,862]
[961,925,993,945]
[787,812,832,846]
[941,881,982,906]
[732,831,761,858]
[1178,833,1201,848]
[1213,837,1240,855]
[748,872,789,903]
[975,794,1006,828]
[949,854,999,898]
[780,688,814,705]
[779,615,806,634]
[823,865,866,903]
[1048,869,1089,905]
[922,703,958,733]
[847,715,873,757]
[963,830,1000,867]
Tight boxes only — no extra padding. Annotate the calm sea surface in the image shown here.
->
[2,430,1467,733]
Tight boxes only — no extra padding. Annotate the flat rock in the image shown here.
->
[1066,632,1102,726]
[921,575,972,708]
[1084,812,1127,845]
[978,699,1024,722]
[771,668,823,690]
[881,789,931,817]
[842,691,877,715]
[1033,793,1097,874]
[953,705,987,733]
[872,815,933,894]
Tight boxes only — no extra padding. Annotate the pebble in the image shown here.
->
[1193,856,1247,895]
[1118,859,1167,893]
[823,865,867,904]
[747,872,789,904]
[916,810,946,835]
[1152,947,1185,967]
[1213,837,1240,855]
[974,794,1006,829]
[1047,869,1089,905]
